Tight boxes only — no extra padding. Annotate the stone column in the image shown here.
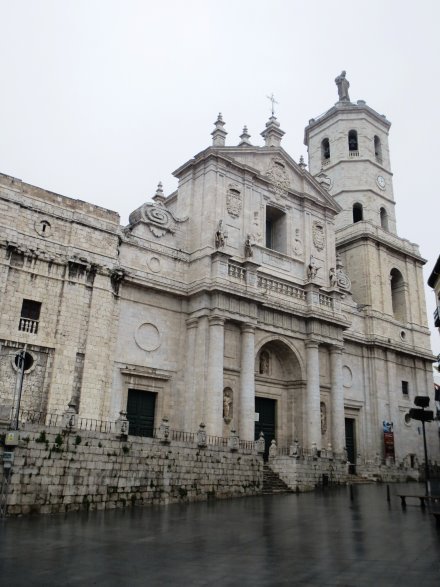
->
[239,324,255,441]
[306,340,321,449]
[205,316,225,437]
[184,318,198,431]
[330,346,345,454]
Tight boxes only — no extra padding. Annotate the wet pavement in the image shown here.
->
[0,483,439,586]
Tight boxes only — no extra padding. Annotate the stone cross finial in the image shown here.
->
[266,93,279,117]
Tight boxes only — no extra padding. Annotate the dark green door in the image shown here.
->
[255,397,276,461]
[345,417,356,474]
[126,389,156,437]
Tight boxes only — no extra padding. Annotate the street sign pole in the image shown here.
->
[421,419,430,496]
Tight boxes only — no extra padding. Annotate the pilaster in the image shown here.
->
[239,324,255,441]
[305,339,321,449]
[330,346,345,453]
[205,315,225,436]
[184,317,199,431]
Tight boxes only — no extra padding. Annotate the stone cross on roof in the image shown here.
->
[266,93,279,117]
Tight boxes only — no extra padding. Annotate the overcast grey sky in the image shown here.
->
[0,0,439,355]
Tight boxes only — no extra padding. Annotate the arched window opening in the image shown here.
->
[390,268,407,322]
[380,207,389,231]
[353,202,363,223]
[321,138,330,160]
[374,135,382,161]
[348,130,358,152]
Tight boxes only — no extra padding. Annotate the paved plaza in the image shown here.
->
[0,483,439,586]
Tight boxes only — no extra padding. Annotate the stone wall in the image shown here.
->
[270,455,348,492]
[270,454,421,492]
[0,428,263,516]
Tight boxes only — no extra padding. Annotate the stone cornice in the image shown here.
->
[172,147,341,215]
[335,222,425,264]
[304,101,391,145]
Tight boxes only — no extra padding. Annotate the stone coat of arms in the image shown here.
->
[312,220,325,251]
[226,186,242,218]
[266,158,290,199]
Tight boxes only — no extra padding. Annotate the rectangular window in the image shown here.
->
[265,218,273,249]
[265,205,286,254]
[402,381,409,396]
[18,299,41,334]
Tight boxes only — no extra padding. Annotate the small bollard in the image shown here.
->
[349,484,354,501]
[386,484,390,503]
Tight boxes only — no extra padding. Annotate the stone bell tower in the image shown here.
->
[304,71,396,236]
[303,73,430,337]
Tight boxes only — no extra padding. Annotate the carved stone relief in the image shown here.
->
[315,170,333,191]
[336,254,352,292]
[266,157,290,200]
[129,202,188,239]
[312,220,325,251]
[147,256,161,273]
[252,210,263,244]
[226,185,242,218]
[293,229,303,257]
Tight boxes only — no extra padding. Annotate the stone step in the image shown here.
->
[262,464,292,495]
[347,475,374,485]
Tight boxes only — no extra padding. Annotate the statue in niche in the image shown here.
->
[329,267,338,288]
[259,350,270,375]
[320,402,327,435]
[335,70,350,102]
[307,255,320,280]
[244,234,253,258]
[215,220,227,249]
[223,388,233,421]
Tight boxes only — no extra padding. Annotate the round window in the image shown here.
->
[14,351,34,372]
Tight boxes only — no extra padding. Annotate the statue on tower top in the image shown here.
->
[335,70,350,102]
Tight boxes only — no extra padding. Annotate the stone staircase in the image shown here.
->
[262,464,292,495]
[347,474,374,485]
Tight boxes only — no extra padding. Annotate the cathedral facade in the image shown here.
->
[0,74,437,476]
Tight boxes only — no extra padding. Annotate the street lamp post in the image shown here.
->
[11,348,26,431]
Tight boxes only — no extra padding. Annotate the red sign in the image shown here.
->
[384,431,395,460]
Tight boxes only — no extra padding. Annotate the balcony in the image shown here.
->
[348,150,359,158]
[18,317,39,334]
[434,307,440,328]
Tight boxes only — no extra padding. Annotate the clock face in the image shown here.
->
[376,175,386,190]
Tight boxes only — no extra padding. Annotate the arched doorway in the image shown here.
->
[255,339,303,458]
